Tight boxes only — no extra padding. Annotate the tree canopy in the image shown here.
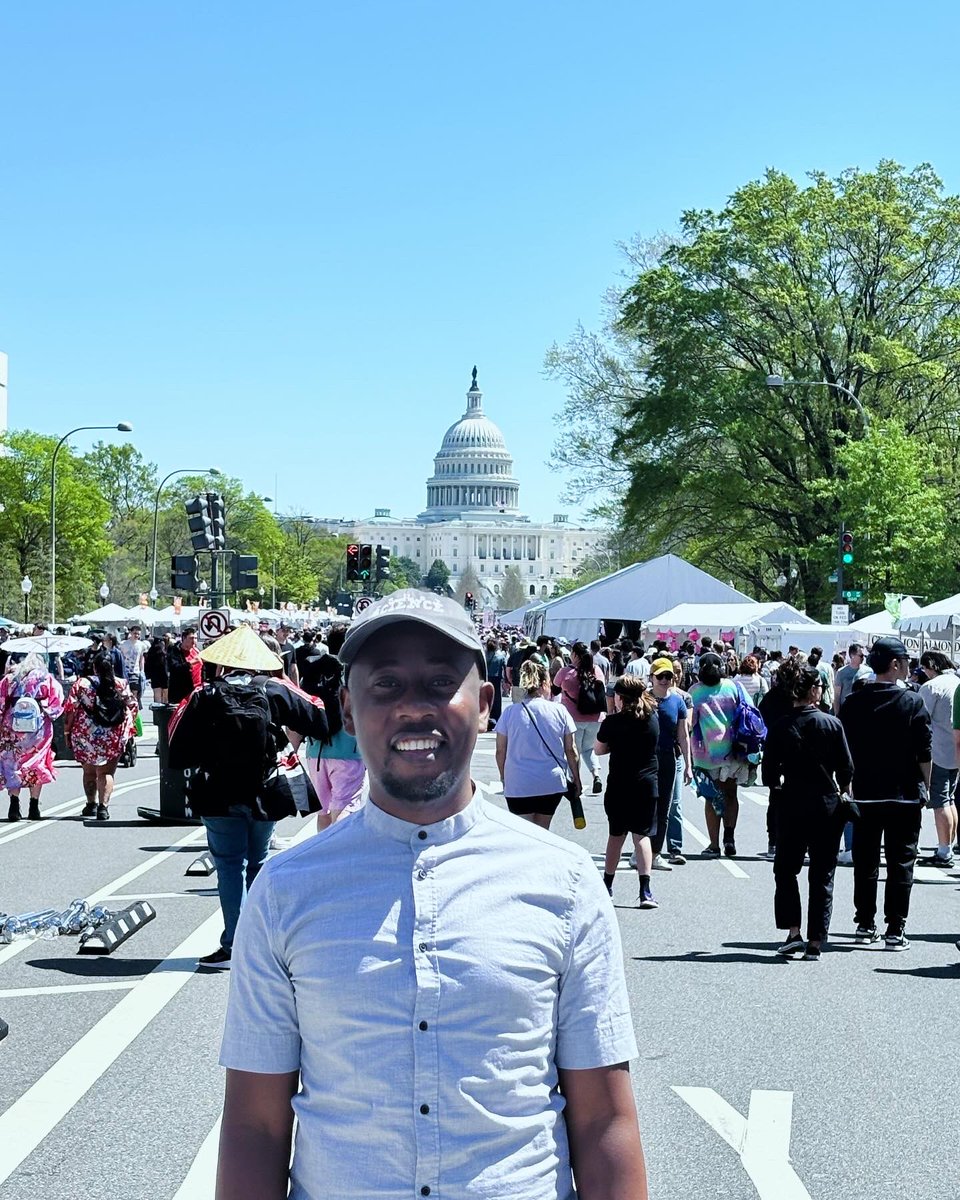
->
[548,161,960,618]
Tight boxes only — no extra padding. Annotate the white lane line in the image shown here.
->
[108,891,215,902]
[0,909,223,1186]
[741,789,769,808]
[0,776,159,848]
[172,1115,222,1200]
[0,823,207,970]
[681,818,749,879]
[0,981,139,999]
[674,1086,812,1200]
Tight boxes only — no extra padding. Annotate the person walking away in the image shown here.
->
[806,647,833,712]
[595,676,661,907]
[168,625,327,968]
[622,642,651,683]
[0,653,64,821]
[554,642,607,795]
[689,652,756,857]
[274,623,300,686]
[649,657,692,869]
[63,651,137,820]
[495,659,580,829]
[217,589,647,1199]
[167,626,202,704]
[757,657,802,860]
[839,636,932,951]
[120,624,146,703]
[101,633,125,681]
[918,650,960,866]
[504,637,531,704]
[764,666,854,960]
[733,654,767,701]
[145,632,170,705]
[299,653,366,832]
[484,637,506,727]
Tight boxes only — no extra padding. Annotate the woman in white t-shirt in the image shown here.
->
[495,659,580,829]
[733,654,767,700]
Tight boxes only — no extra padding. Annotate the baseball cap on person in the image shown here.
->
[339,589,486,679]
[867,635,910,671]
[651,657,675,676]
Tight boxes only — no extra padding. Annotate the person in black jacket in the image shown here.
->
[757,656,801,860]
[839,636,932,952]
[764,665,854,959]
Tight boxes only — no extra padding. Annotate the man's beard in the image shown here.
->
[379,766,463,805]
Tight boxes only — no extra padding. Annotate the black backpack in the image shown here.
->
[92,686,126,728]
[576,674,607,715]
[187,677,274,805]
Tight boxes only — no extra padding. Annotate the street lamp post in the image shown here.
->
[99,582,110,603]
[20,576,32,623]
[261,494,277,608]
[50,422,133,625]
[150,467,221,601]
[764,375,871,433]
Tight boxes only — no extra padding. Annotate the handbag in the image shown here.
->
[521,703,586,829]
[261,749,321,819]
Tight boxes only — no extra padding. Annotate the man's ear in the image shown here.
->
[340,684,356,736]
[478,680,495,733]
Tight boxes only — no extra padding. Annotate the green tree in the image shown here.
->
[454,563,481,605]
[424,559,450,592]
[389,555,422,588]
[549,162,960,617]
[500,565,527,610]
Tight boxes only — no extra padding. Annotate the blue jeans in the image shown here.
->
[666,754,684,854]
[202,809,275,950]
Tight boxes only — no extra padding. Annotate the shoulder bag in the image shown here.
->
[521,702,586,829]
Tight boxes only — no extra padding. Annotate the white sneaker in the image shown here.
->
[651,854,673,871]
[836,850,853,866]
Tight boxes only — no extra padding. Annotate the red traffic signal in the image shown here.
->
[346,544,360,581]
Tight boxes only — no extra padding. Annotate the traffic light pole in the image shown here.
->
[836,522,844,603]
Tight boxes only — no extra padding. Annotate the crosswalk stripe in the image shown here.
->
[0,981,139,998]
[0,775,160,848]
[171,1115,222,1199]
[0,909,223,1186]
[681,818,750,879]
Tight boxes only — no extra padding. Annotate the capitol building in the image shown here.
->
[316,370,601,608]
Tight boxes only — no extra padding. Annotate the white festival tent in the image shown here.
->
[522,554,754,645]
[644,601,816,651]
[847,597,922,640]
[74,602,134,625]
[896,594,960,652]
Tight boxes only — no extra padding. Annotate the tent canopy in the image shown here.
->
[75,602,133,624]
[524,554,754,644]
[848,597,922,638]
[645,601,814,640]
[897,593,960,636]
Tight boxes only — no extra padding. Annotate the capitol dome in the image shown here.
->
[419,369,521,523]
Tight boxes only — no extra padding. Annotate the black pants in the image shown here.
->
[650,752,675,855]
[773,796,846,941]
[766,786,780,848]
[489,678,503,724]
[852,801,922,931]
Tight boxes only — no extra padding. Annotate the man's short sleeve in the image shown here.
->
[952,685,960,731]
[219,868,302,1074]
[556,859,638,1070]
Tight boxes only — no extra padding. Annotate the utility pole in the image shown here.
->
[836,522,845,604]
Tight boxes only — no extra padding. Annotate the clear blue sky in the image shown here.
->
[2,1,958,522]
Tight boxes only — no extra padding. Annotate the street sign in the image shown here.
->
[842,590,863,600]
[354,596,373,616]
[831,603,850,626]
[828,571,839,584]
[199,608,229,640]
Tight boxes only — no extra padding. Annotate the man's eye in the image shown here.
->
[372,678,400,690]
[431,677,457,689]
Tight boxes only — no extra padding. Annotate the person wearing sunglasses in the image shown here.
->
[649,658,692,869]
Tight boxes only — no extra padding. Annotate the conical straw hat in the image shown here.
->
[199,623,283,672]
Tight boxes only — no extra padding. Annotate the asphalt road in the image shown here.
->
[0,716,957,1199]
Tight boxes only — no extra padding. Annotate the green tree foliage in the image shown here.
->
[424,559,450,592]
[389,555,422,588]
[549,162,960,617]
[454,563,481,605]
[500,564,527,610]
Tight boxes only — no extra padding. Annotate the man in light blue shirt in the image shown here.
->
[217,589,647,1200]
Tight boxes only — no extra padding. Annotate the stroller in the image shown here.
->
[118,736,138,768]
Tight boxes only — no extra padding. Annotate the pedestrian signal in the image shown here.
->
[375,545,391,581]
[231,554,259,591]
[170,555,199,592]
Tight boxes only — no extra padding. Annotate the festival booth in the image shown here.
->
[74,602,133,628]
[523,555,754,645]
[896,594,960,655]
[642,601,817,654]
[847,597,922,644]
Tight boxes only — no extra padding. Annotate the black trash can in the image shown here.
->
[136,704,198,824]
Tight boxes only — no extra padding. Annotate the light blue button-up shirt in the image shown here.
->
[220,792,638,1200]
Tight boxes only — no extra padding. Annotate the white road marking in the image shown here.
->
[742,789,769,808]
[108,891,215,902]
[0,824,207,970]
[0,775,159,847]
[0,981,139,998]
[673,1087,812,1200]
[0,909,223,1185]
[681,818,750,879]
[172,1115,222,1199]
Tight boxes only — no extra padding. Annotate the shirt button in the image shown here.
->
[421,1189,431,1197]
[417,869,427,880]
[417,830,427,840]
[418,942,428,952]
[418,1021,428,1031]
[420,1103,430,1114]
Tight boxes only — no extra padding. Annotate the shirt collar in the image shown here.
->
[363,787,485,846]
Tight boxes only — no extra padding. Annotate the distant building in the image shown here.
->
[316,370,601,606]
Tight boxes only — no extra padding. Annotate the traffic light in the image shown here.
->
[346,544,360,581]
[185,493,226,552]
[465,591,474,612]
[375,545,391,581]
[358,544,373,581]
[170,555,199,592]
[841,530,854,565]
[231,554,259,591]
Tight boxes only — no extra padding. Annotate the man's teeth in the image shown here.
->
[395,738,441,751]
